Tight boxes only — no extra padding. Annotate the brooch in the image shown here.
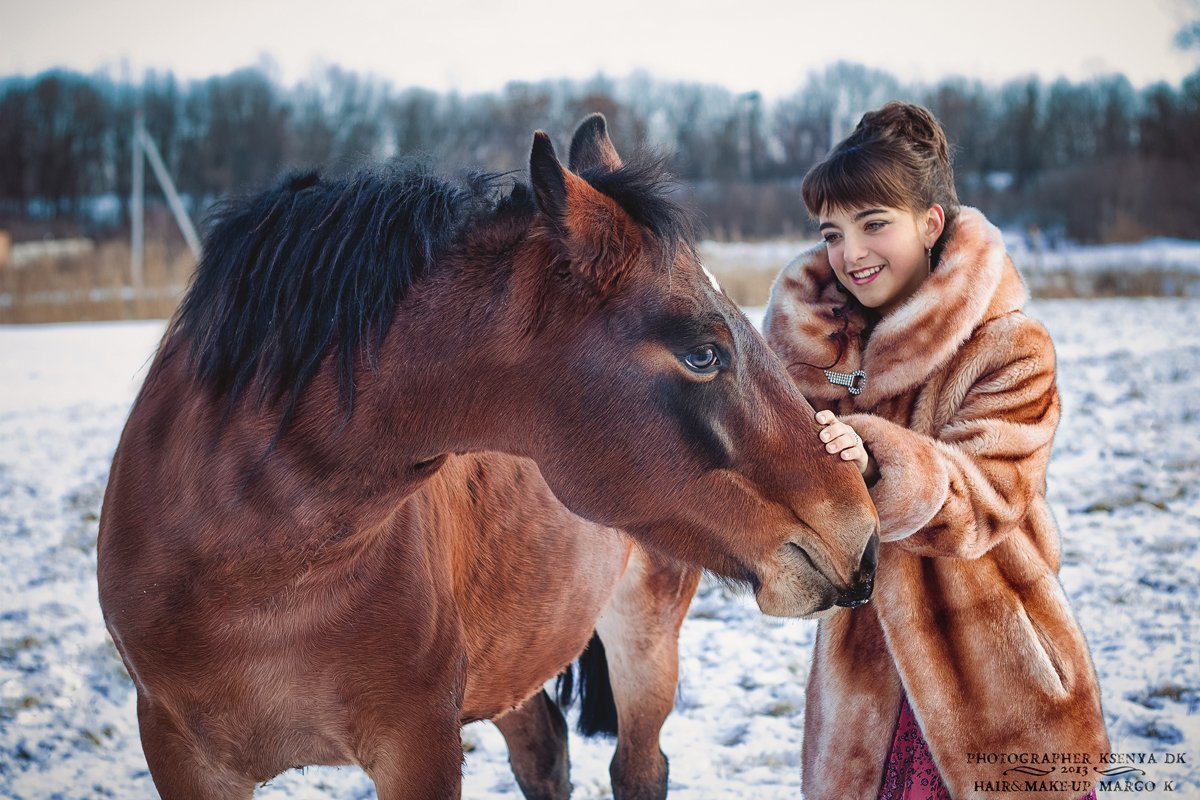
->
[824,369,867,396]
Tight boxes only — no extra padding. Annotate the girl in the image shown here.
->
[764,102,1109,800]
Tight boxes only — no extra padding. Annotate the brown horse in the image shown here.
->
[97,114,879,799]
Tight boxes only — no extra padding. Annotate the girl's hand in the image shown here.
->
[816,410,871,477]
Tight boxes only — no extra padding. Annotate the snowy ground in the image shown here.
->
[1,299,1198,798]
[698,233,1200,276]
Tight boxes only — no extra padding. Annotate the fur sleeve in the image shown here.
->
[842,320,1060,559]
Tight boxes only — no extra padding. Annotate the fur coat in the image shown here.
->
[763,207,1109,800]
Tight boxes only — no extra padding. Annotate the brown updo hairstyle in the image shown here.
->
[802,102,960,263]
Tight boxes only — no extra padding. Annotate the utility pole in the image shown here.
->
[130,114,201,290]
[131,111,144,289]
[138,122,202,257]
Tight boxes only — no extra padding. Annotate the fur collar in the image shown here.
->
[764,207,1029,407]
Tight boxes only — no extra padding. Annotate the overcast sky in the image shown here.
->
[3,0,1197,95]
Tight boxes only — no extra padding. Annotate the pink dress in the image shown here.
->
[878,692,1098,800]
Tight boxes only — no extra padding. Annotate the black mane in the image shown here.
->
[169,153,694,432]
[579,153,697,257]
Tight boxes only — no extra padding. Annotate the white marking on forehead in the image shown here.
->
[701,263,722,293]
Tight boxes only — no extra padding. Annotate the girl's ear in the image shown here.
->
[923,204,946,248]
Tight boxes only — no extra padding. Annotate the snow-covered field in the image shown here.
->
[697,237,1200,303]
[1,299,1198,799]
[699,234,1200,277]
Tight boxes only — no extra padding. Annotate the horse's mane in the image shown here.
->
[576,156,696,260]
[168,153,693,433]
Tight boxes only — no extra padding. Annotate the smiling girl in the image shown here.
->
[764,103,1108,800]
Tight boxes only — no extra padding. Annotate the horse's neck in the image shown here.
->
[358,243,546,455]
[154,235,544,538]
[277,253,537,506]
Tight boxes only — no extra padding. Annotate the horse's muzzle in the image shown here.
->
[834,531,878,608]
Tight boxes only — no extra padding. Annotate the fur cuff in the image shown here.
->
[841,414,948,542]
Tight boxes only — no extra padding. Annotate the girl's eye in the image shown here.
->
[683,345,721,373]
[822,232,841,244]
[864,220,887,232]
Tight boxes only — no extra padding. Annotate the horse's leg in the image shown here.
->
[365,708,466,800]
[137,695,256,800]
[494,689,572,800]
[595,546,700,800]
[362,630,469,799]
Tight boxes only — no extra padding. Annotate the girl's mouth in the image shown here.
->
[848,265,884,285]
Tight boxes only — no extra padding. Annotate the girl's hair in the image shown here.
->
[801,102,960,238]
[790,103,961,372]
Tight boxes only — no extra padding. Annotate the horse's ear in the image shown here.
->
[529,129,641,294]
[568,113,622,173]
[530,131,568,224]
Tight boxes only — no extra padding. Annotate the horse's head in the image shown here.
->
[509,115,879,618]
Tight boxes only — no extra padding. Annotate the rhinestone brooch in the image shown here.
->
[824,369,867,396]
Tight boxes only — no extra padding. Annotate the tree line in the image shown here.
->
[1,61,1197,243]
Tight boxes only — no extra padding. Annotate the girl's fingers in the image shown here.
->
[826,431,861,454]
[814,412,870,474]
[819,421,851,443]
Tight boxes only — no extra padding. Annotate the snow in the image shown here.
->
[700,236,1200,276]
[1,300,1198,798]
[698,240,818,270]
[1005,237,1200,275]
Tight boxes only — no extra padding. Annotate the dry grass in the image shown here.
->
[703,264,783,307]
[697,240,811,307]
[1,238,1195,325]
[1019,268,1200,299]
[0,240,193,324]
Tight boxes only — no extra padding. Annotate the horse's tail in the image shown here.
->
[555,632,618,738]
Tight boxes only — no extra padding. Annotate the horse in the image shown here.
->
[97,113,879,799]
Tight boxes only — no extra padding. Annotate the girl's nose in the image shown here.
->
[844,233,869,264]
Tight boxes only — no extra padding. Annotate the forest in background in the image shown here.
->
[1,60,1198,246]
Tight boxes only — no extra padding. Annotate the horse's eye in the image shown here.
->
[683,345,721,373]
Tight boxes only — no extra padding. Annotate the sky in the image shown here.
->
[2,0,1197,96]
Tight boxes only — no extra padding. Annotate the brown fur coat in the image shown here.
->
[764,207,1108,800]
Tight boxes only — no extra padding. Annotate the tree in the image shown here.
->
[922,77,994,189]
[995,78,1043,192]
[0,78,32,214]
[1175,0,1200,51]
[180,68,288,201]
[288,66,388,171]
[18,72,110,216]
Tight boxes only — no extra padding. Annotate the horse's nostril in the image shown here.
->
[837,533,878,610]
[787,541,820,575]
[858,531,879,579]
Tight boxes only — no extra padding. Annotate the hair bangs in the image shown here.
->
[801,145,917,220]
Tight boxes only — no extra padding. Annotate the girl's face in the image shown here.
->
[818,204,945,317]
